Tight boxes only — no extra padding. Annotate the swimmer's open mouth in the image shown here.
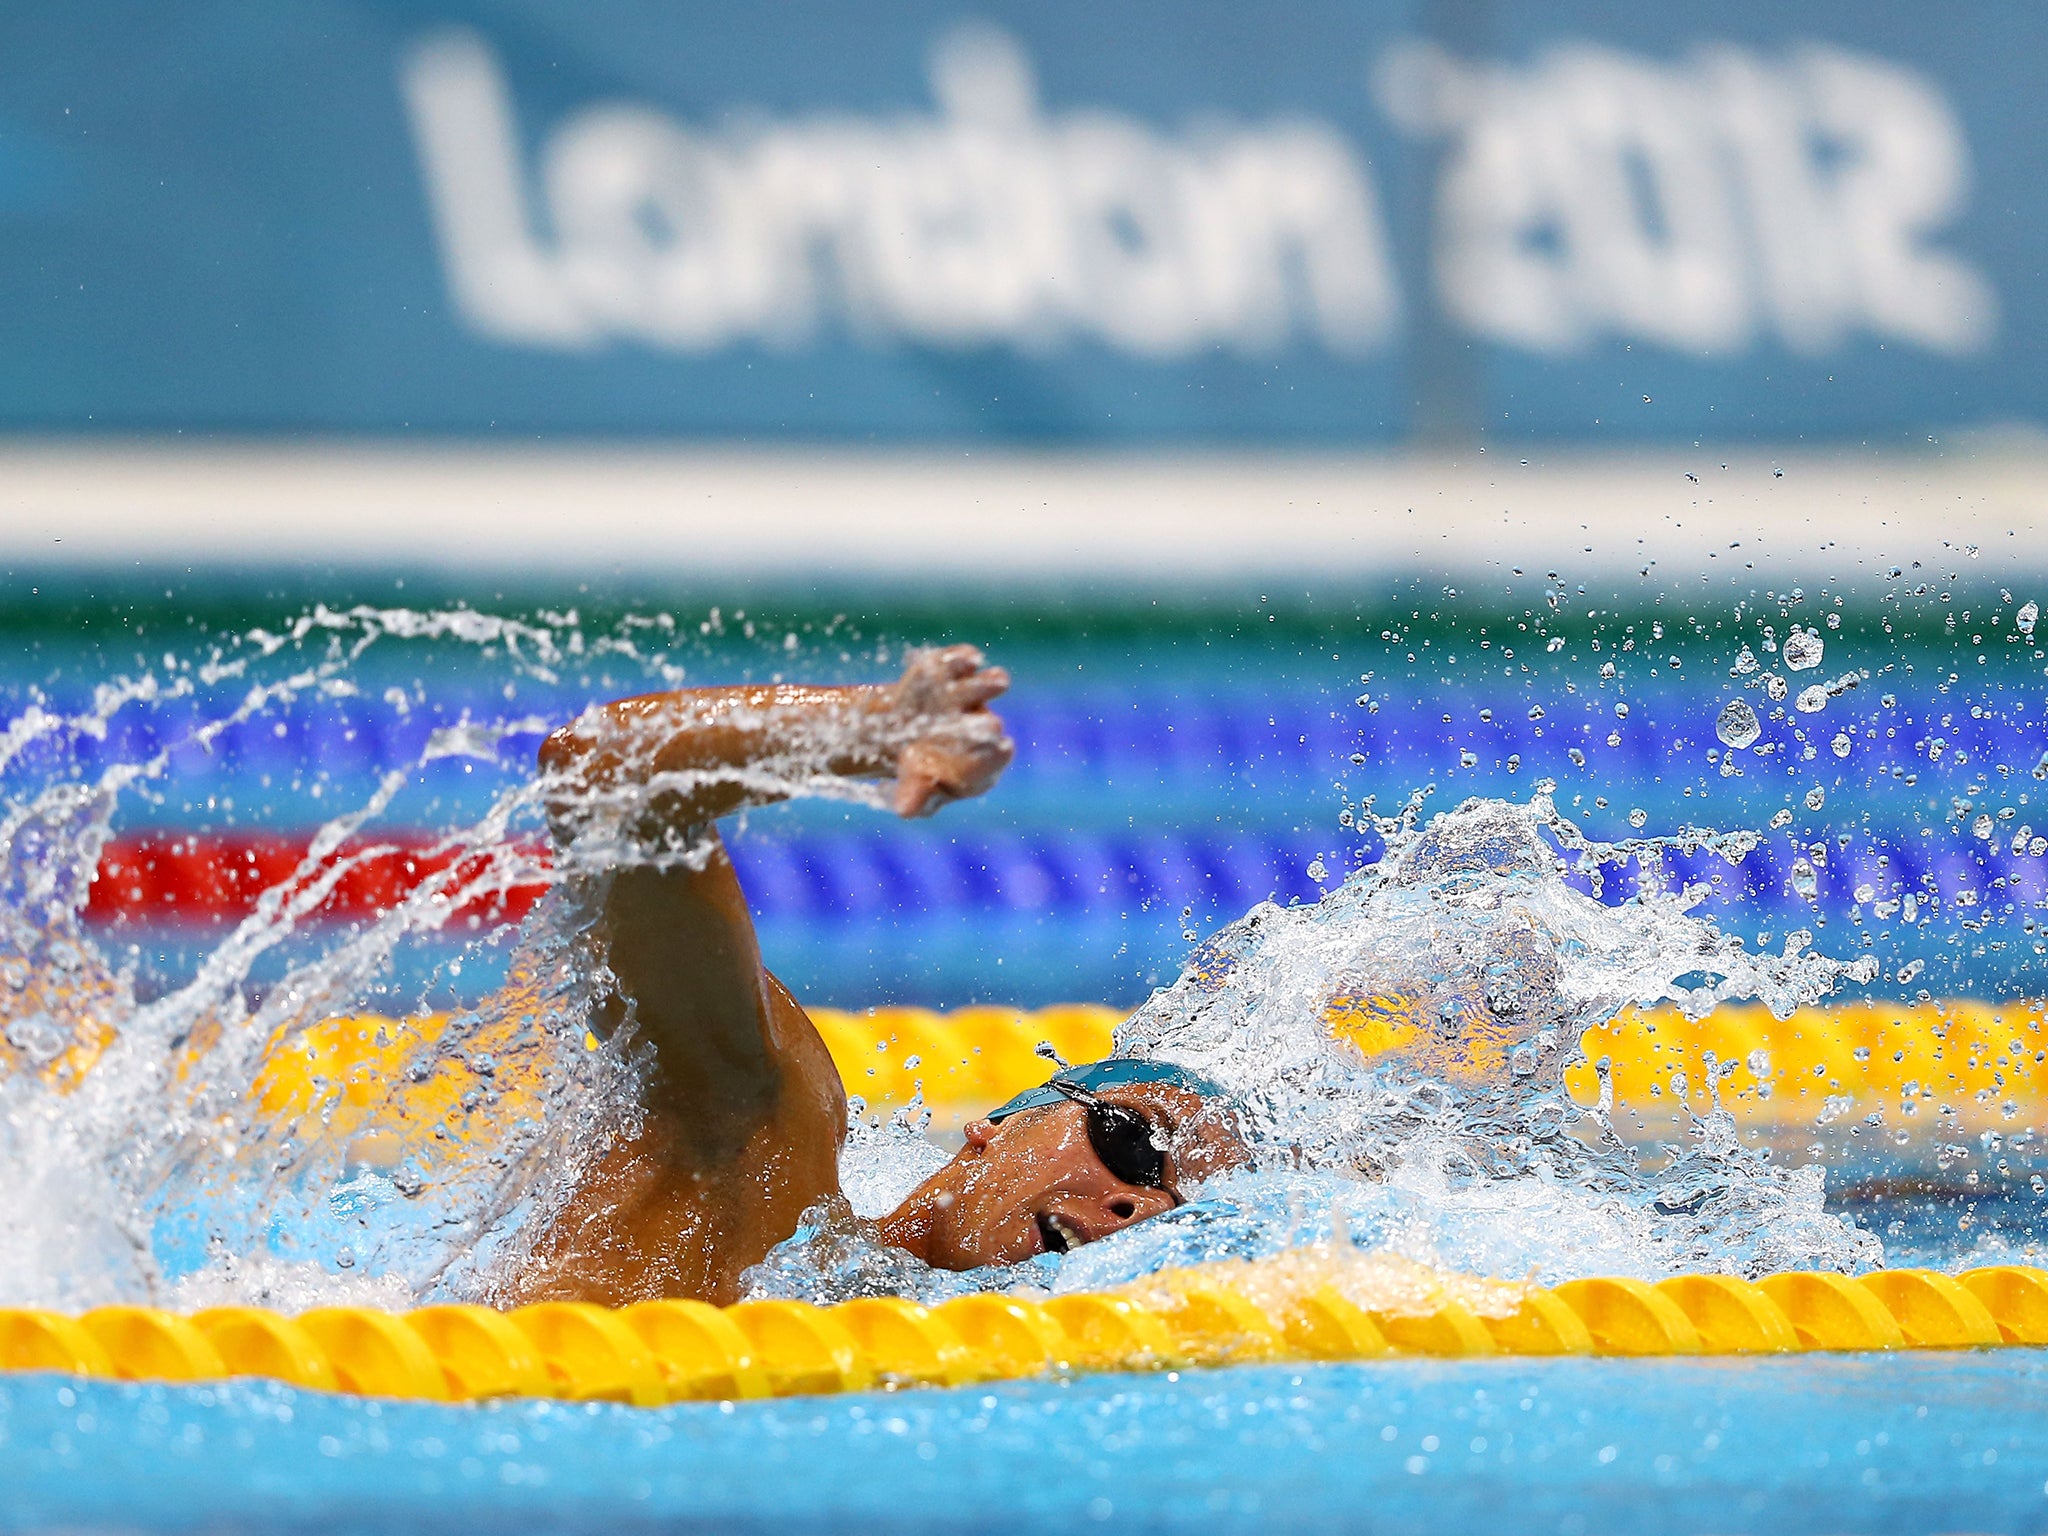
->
[1036,1212,1088,1254]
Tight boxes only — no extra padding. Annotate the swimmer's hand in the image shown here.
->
[885,645,1014,818]
[537,643,1013,836]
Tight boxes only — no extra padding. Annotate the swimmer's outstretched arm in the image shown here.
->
[536,644,1013,829]
[518,646,1012,1305]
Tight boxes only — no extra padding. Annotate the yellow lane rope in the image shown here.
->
[2,1260,2043,1402]
[21,998,2041,1134]
[804,999,2048,1131]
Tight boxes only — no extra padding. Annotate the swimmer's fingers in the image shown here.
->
[948,665,1010,711]
[891,733,1015,818]
[895,646,1007,718]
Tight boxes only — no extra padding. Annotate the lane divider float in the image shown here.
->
[15,999,2039,1140]
[803,998,2048,1131]
[1,1263,2043,1405]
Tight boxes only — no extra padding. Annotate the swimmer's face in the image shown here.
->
[879,1084,1250,1270]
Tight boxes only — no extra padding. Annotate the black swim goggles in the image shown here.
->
[1051,1079,1177,1202]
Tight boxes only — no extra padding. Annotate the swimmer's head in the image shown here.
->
[875,1061,1251,1270]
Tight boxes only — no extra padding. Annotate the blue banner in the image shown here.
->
[0,2,2038,441]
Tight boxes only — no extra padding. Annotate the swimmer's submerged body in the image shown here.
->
[515,646,1248,1306]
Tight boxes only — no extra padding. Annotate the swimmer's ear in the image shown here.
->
[962,1117,998,1150]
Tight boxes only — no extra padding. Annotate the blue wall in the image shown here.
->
[0,2,2038,442]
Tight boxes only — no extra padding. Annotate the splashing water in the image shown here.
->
[0,604,872,1309]
[752,794,1887,1305]
[0,609,1889,1316]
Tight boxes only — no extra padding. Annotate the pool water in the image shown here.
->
[5,576,2048,1530]
[3,1353,2045,1534]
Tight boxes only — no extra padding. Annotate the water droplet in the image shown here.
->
[1795,686,1827,714]
[1546,636,1565,653]
[1614,702,1630,719]
[2020,600,2039,640]
[1307,857,1329,883]
[1973,813,1995,840]
[1763,674,1788,702]
[1599,661,1617,679]
[1830,733,1851,758]
[1731,646,1759,675]
[1770,809,1793,829]
[1567,747,1586,766]
[1782,628,1824,671]
[1459,750,1478,768]
[1790,858,1818,900]
[1854,883,1875,903]
[1804,787,1826,811]
[1527,705,1546,721]
[1628,808,1647,829]
[1715,700,1761,749]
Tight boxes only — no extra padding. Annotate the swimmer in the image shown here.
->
[516,645,1248,1306]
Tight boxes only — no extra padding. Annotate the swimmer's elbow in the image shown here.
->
[538,722,584,777]
[538,723,609,840]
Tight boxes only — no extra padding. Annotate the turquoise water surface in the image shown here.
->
[2,1353,2045,1534]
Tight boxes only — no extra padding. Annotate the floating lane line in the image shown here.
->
[1,1264,2043,1404]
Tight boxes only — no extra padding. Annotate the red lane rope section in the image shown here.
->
[85,832,551,927]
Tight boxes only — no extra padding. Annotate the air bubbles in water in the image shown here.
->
[1795,686,1827,714]
[1715,700,1762,749]
[1831,733,1852,758]
[1790,857,1819,899]
[1628,808,1648,829]
[1782,629,1824,671]
[1805,787,1826,811]
[2020,601,2039,641]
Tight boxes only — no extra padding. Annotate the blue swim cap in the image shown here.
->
[984,1058,1233,1122]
